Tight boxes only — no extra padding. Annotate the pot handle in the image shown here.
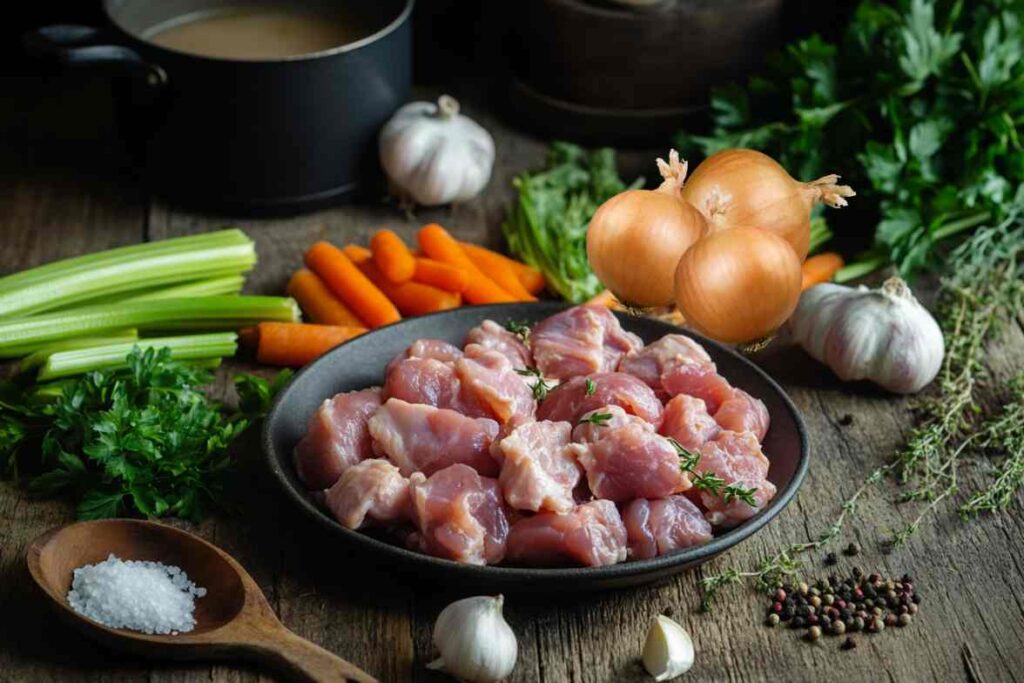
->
[23,25,166,87]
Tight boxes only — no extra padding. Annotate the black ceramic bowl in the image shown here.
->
[263,302,808,591]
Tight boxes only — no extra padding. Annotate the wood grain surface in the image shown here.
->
[1,80,1023,683]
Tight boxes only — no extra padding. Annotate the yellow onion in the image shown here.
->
[674,227,802,344]
[587,150,707,307]
[680,149,855,260]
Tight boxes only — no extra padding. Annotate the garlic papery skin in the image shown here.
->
[788,277,944,394]
[642,615,695,680]
[379,94,495,207]
[427,594,517,683]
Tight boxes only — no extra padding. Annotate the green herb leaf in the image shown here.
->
[578,411,612,427]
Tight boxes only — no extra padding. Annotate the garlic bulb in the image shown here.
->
[642,615,695,680]
[379,95,495,206]
[427,594,517,683]
[788,277,944,394]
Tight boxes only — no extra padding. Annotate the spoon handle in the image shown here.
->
[237,623,377,683]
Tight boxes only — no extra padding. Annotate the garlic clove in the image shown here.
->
[642,615,695,680]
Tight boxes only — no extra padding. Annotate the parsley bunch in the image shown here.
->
[677,0,1024,277]
[1,347,288,521]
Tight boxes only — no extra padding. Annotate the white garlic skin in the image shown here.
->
[642,614,695,680]
[788,277,944,394]
[427,594,517,683]
[379,95,495,207]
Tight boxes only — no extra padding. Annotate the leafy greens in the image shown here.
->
[502,142,642,302]
[1,347,289,521]
[676,0,1024,277]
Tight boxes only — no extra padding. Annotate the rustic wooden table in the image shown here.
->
[2,77,1023,683]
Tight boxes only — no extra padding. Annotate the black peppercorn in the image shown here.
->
[844,542,860,556]
[820,616,832,628]
[792,616,806,629]
[839,414,854,426]
[912,593,921,604]
[853,567,864,578]
[841,637,857,650]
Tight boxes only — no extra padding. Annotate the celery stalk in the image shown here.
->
[0,296,299,358]
[119,275,246,303]
[0,230,256,319]
[18,330,140,373]
[29,358,224,402]
[37,333,238,380]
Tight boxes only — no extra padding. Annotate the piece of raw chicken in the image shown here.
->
[569,420,691,502]
[697,430,777,527]
[324,459,411,529]
[456,346,537,426]
[713,388,770,442]
[368,398,500,477]
[531,304,642,381]
[660,394,720,451]
[622,496,713,559]
[465,320,532,368]
[409,464,510,565]
[537,372,663,427]
[618,334,714,399]
[505,500,628,567]
[293,388,382,490]
[571,404,653,444]
[496,421,581,513]
[385,339,463,374]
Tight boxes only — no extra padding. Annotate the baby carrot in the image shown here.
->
[458,242,536,301]
[247,322,367,367]
[358,260,462,316]
[342,244,372,264]
[286,269,365,327]
[413,257,470,293]
[507,260,546,296]
[417,224,516,305]
[370,229,416,283]
[304,241,400,328]
[801,252,845,291]
[586,290,619,308]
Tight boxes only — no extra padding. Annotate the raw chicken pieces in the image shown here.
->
[325,459,410,529]
[569,422,691,502]
[531,304,642,380]
[572,404,653,444]
[497,421,581,513]
[622,496,713,559]
[456,347,536,426]
[697,430,777,527]
[293,388,382,490]
[368,398,500,477]
[465,320,531,368]
[619,334,714,399]
[660,394,720,451]
[713,388,770,442]
[537,372,663,427]
[297,304,778,567]
[409,464,509,565]
[505,500,628,567]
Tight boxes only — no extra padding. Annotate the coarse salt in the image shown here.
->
[67,554,207,635]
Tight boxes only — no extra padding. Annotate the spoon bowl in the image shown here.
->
[27,519,375,682]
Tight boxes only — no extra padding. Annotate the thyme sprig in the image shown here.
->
[669,438,758,508]
[578,411,612,427]
[515,367,555,401]
[504,319,531,343]
[959,372,1024,517]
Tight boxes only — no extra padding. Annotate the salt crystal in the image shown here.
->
[66,554,206,635]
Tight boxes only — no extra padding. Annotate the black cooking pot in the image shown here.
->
[25,0,413,213]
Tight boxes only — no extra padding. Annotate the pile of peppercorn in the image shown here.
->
[765,568,921,649]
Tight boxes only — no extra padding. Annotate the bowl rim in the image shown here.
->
[262,302,809,583]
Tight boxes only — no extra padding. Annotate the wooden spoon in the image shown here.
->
[26,519,376,683]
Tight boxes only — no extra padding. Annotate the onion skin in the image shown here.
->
[587,151,707,308]
[674,227,802,344]
[680,149,855,261]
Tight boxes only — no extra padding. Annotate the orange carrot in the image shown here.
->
[342,243,372,264]
[413,257,470,293]
[458,242,536,301]
[370,229,416,284]
[459,241,545,295]
[286,269,366,327]
[248,322,367,367]
[358,259,461,316]
[586,290,619,308]
[304,241,400,328]
[417,224,516,304]
[801,252,845,290]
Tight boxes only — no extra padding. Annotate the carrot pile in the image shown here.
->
[248,225,546,367]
